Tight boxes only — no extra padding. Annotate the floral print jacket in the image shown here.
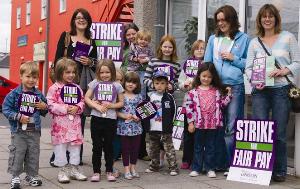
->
[46,82,84,145]
[183,87,232,128]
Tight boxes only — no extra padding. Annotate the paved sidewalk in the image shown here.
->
[1,126,300,189]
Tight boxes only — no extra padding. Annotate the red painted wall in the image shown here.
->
[10,0,123,91]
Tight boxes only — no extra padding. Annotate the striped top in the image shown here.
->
[143,58,181,92]
[245,31,300,87]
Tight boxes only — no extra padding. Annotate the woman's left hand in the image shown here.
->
[221,52,234,61]
[79,56,92,66]
[269,67,291,78]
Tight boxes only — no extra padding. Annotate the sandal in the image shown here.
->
[124,172,133,180]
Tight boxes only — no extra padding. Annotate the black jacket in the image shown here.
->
[143,92,177,134]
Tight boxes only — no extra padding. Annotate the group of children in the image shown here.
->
[3,32,233,189]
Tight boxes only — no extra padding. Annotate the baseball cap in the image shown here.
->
[152,70,169,80]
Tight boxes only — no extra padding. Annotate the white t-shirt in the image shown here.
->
[149,92,163,131]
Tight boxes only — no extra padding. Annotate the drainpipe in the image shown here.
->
[43,0,50,95]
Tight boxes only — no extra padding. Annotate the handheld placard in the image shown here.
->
[183,58,202,78]
[135,101,157,120]
[94,81,117,117]
[18,92,39,130]
[172,106,185,150]
[60,83,82,120]
[73,41,91,62]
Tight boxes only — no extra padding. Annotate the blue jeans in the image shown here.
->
[192,129,217,172]
[251,85,290,176]
[214,127,227,170]
[223,84,245,168]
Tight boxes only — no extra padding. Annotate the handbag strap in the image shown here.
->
[63,32,70,57]
[257,37,292,84]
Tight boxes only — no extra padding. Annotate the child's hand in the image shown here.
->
[167,83,173,91]
[125,114,133,121]
[255,83,265,90]
[67,105,79,115]
[133,57,138,62]
[35,101,47,110]
[138,58,148,64]
[101,101,112,109]
[184,80,192,90]
[132,115,140,122]
[188,123,195,133]
[225,87,232,96]
[20,115,30,124]
[95,104,107,113]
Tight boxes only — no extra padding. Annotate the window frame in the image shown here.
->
[59,0,66,13]
[16,7,21,29]
[41,0,47,20]
[26,1,31,25]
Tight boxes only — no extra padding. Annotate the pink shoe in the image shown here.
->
[106,172,116,182]
[90,173,100,182]
[180,162,190,169]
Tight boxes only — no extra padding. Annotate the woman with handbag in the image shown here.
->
[245,4,300,182]
[50,8,98,166]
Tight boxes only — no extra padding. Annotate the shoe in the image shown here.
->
[90,173,100,182]
[106,172,116,182]
[180,162,190,169]
[131,171,140,178]
[112,168,120,178]
[189,171,199,177]
[79,161,83,166]
[141,155,151,161]
[69,165,87,181]
[11,176,21,189]
[145,168,155,173]
[25,175,42,187]
[124,172,133,180]
[224,171,229,176]
[170,171,178,176]
[272,175,286,182]
[50,161,58,168]
[58,167,70,183]
[207,170,216,178]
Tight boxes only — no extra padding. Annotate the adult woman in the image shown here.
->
[245,4,300,182]
[204,5,250,174]
[50,8,98,166]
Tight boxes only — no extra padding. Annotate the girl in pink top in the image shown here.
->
[183,62,231,178]
[47,58,87,183]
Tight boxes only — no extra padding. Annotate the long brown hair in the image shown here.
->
[156,35,178,62]
[95,59,116,81]
[256,4,282,37]
[70,8,92,39]
[214,5,240,40]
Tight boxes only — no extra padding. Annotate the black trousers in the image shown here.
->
[182,115,194,164]
[90,116,116,173]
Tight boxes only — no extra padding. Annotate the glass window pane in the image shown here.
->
[246,0,300,39]
[171,0,199,62]
[206,0,240,39]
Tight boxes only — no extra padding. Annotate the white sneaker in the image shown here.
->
[170,171,178,176]
[189,171,199,177]
[58,168,70,183]
[145,168,154,173]
[224,171,229,176]
[70,165,87,181]
[207,170,216,178]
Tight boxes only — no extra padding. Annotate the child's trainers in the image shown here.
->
[170,170,178,176]
[124,172,133,180]
[10,176,21,189]
[58,167,70,183]
[25,175,42,187]
[90,173,100,182]
[207,170,216,178]
[106,172,116,182]
[69,165,87,181]
[112,167,120,178]
[189,171,199,177]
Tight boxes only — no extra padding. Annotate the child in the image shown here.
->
[85,59,124,182]
[178,40,206,169]
[117,72,143,180]
[144,70,178,176]
[3,62,47,189]
[183,63,231,178]
[46,58,87,183]
[143,34,181,93]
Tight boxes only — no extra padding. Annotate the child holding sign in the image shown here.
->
[47,58,87,183]
[184,63,232,178]
[144,70,178,176]
[3,62,48,189]
[85,59,124,182]
[117,72,143,179]
[178,39,206,169]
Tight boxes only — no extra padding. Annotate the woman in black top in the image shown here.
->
[50,8,98,166]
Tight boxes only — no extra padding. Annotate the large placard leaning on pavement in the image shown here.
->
[172,106,185,150]
[227,119,276,186]
[90,22,124,61]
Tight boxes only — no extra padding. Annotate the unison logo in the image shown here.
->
[240,170,257,179]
